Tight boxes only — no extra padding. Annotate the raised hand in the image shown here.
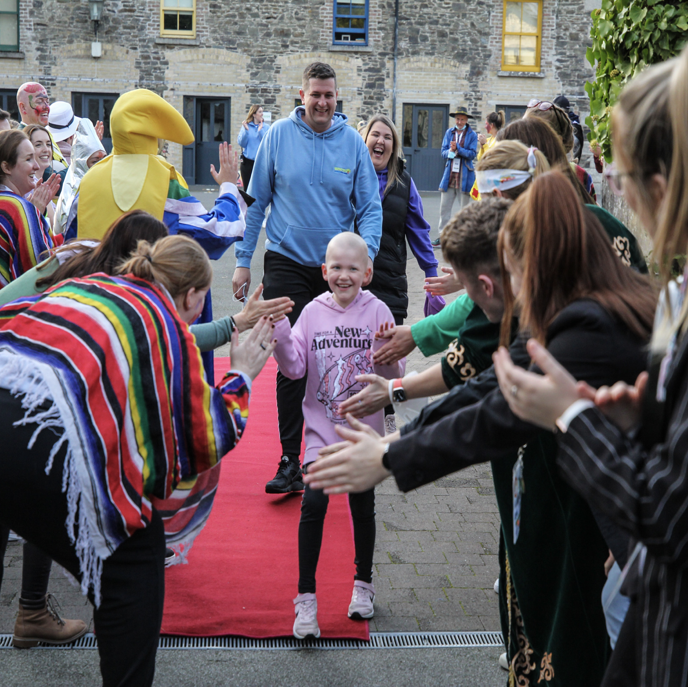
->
[210,142,239,187]
[228,315,276,381]
[424,267,463,296]
[493,339,586,429]
[95,121,105,141]
[305,414,391,494]
[30,174,61,215]
[233,283,294,331]
[372,325,416,366]
[591,371,648,433]
[338,374,389,418]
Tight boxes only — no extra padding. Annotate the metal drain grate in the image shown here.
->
[0,631,503,651]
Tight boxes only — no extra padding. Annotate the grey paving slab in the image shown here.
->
[0,191,505,683]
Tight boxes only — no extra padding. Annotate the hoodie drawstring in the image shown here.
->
[310,135,315,186]
[320,135,325,185]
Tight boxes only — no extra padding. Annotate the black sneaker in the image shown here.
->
[266,455,304,494]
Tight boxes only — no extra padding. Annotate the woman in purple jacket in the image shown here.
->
[361,114,443,324]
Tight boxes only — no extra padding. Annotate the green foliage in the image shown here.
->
[586,0,688,161]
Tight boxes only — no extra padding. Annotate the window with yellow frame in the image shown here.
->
[160,0,196,38]
[502,0,543,72]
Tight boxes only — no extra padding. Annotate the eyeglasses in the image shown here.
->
[527,99,554,111]
[603,162,631,197]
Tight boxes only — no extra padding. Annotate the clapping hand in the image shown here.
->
[233,284,294,332]
[30,174,61,215]
[210,142,239,187]
[95,121,105,141]
[372,325,416,366]
[228,315,276,381]
[424,267,463,296]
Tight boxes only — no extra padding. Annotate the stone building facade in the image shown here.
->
[0,0,601,188]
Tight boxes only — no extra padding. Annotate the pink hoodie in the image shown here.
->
[273,290,404,464]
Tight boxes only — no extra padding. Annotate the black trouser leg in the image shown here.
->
[602,598,639,686]
[349,490,375,584]
[20,542,53,608]
[0,388,164,687]
[0,522,8,592]
[94,511,165,687]
[240,157,254,190]
[298,485,328,594]
[262,251,329,460]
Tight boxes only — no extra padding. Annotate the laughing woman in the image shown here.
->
[0,129,58,287]
[361,114,443,324]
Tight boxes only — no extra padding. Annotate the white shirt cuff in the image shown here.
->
[555,399,595,433]
[220,182,239,199]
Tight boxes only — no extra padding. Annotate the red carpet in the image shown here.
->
[161,357,369,640]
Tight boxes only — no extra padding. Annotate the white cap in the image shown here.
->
[47,101,80,142]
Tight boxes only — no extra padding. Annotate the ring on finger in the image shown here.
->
[510,384,519,398]
[260,343,266,350]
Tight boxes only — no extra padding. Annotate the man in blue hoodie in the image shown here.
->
[232,61,382,494]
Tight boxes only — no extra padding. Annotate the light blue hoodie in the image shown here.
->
[235,107,382,268]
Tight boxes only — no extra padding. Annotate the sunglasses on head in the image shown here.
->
[527,99,555,111]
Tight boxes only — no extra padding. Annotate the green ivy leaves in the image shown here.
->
[586,1,688,161]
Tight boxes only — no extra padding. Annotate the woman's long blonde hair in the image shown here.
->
[475,139,549,199]
[246,104,263,124]
[362,114,405,196]
[613,49,681,350]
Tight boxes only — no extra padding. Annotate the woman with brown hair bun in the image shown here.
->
[0,232,275,685]
[237,104,269,190]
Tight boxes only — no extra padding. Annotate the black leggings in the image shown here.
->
[240,157,254,190]
[298,483,375,594]
[0,387,165,686]
[0,523,55,608]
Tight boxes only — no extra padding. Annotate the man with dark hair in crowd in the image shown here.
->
[0,109,11,132]
[553,95,584,163]
[232,61,382,494]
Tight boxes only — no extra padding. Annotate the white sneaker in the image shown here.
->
[7,531,23,543]
[384,414,397,435]
[499,652,509,670]
[348,580,375,619]
[494,577,500,594]
[293,593,320,639]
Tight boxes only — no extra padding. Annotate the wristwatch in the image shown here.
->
[392,378,407,403]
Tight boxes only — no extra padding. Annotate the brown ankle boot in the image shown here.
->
[13,594,88,648]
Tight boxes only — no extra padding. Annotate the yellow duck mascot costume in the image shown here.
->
[68,88,247,379]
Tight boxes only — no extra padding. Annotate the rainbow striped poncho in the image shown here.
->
[0,273,249,603]
[0,189,54,287]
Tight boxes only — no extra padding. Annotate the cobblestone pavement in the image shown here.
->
[0,191,502,642]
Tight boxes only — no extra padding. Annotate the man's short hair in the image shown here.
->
[302,62,337,92]
[441,197,513,277]
[0,109,10,122]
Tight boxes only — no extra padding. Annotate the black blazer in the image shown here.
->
[388,299,647,489]
[559,316,688,685]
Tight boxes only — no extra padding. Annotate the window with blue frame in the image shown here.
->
[0,0,19,52]
[333,0,368,45]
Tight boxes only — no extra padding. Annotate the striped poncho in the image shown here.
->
[0,273,249,603]
[0,189,54,288]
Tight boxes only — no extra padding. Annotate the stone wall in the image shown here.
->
[0,0,602,175]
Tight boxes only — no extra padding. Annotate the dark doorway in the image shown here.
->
[182,97,230,186]
[0,90,18,121]
[401,103,448,191]
[72,93,119,153]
